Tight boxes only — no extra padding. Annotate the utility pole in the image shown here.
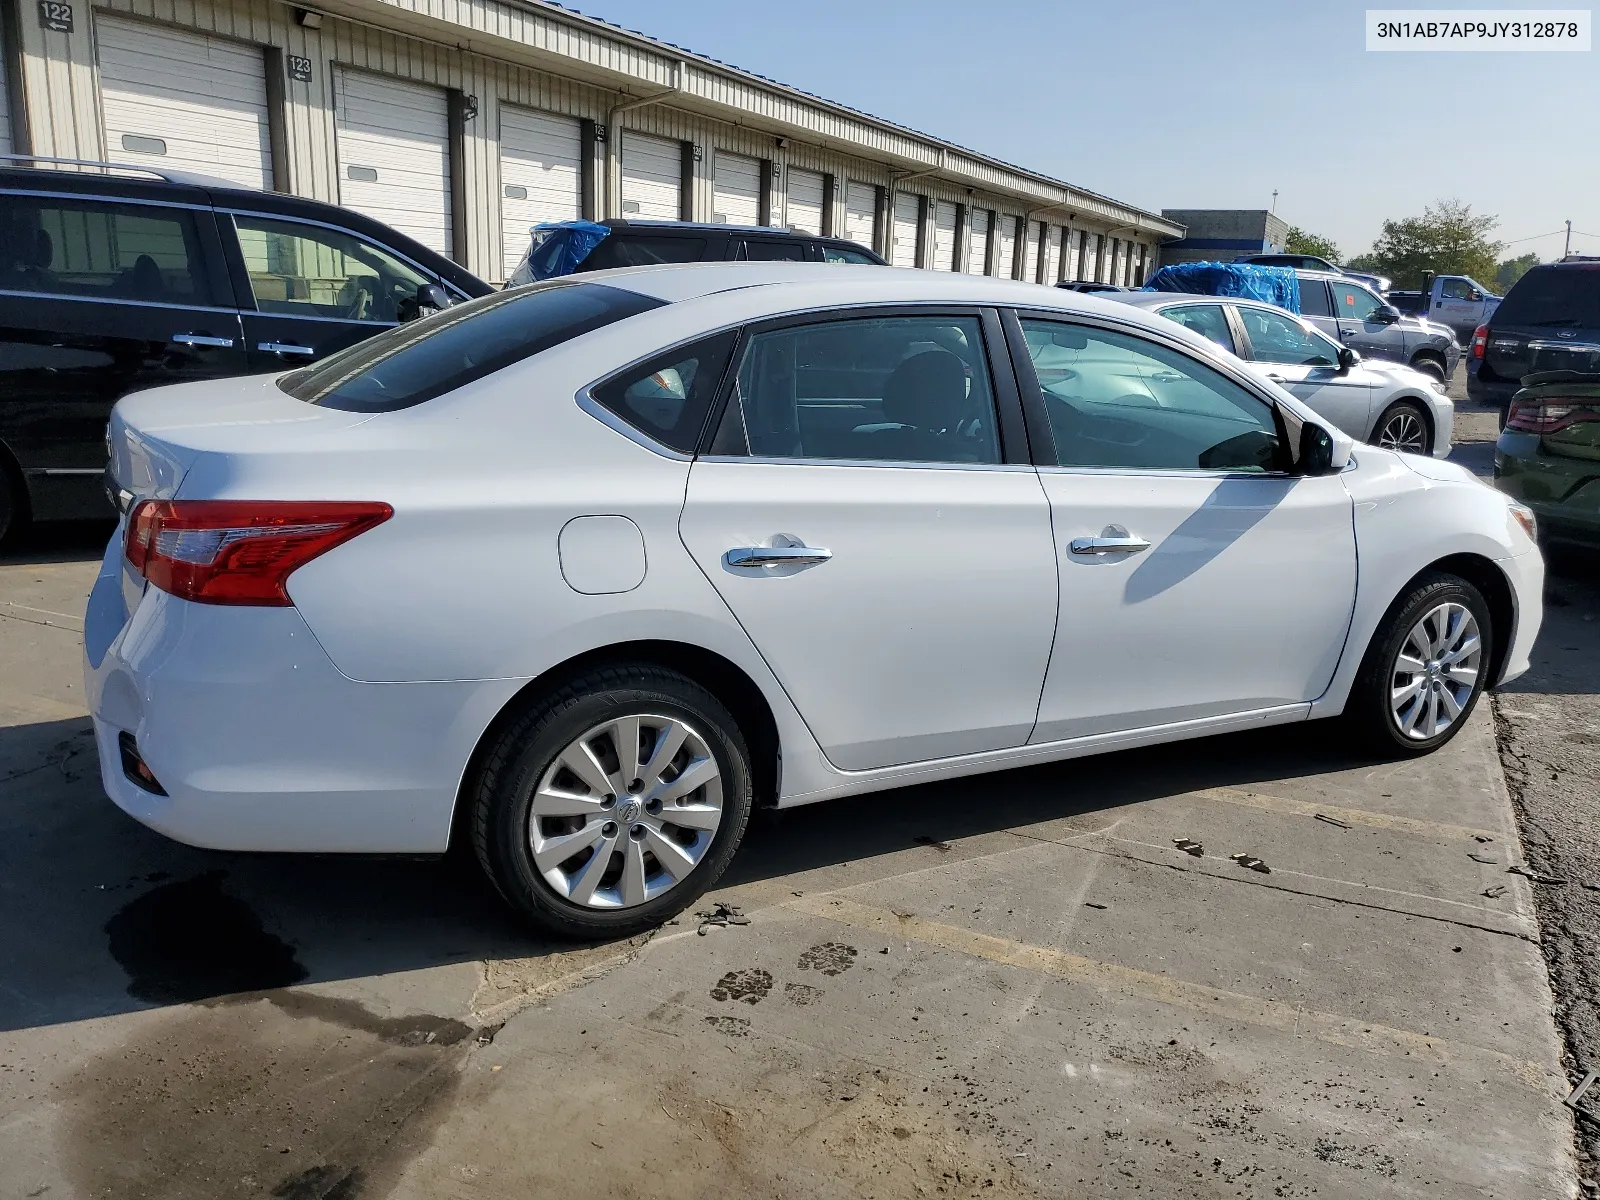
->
[1565,220,1573,259]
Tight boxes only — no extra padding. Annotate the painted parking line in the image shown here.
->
[785,893,1559,1093]
[1192,785,1502,844]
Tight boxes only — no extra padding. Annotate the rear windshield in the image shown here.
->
[1493,266,1600,330]
[278,281,663,412]
[579,235,710,271]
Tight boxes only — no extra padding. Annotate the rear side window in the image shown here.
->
[1297,278,1334,318]
[822,245,881,265]
[279,281,662,411]
[1494,267,1600,328]
[579,235,709,270]
[0,195,215,304]
[589,331,738,453]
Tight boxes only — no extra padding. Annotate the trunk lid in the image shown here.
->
[109,374,374,506]
[1483,264,1600,387]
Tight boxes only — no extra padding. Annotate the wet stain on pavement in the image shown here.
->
[271,1164,365,1199]
[710,967,772,1005]
[703,1014,751,1037]
[784,982,823,1006]
[797,941,858,977]
[105,872,308,1003]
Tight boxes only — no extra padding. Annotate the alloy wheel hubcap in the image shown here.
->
[529,713,723,909]
[1379,411,1426,453]
[1390,602,1481,740]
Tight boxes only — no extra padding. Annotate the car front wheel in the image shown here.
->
[1345,572,1493,757]
[470,664,754,939]
[1374,400,1433,456]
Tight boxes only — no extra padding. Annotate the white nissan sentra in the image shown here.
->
[85,264,1543,938]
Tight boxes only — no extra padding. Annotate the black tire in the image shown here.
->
[1372,399,1433,456]
[1410,355,1447,385]
[0,467,21,550]
[1343,571,1494,758]
[470,664,753,940]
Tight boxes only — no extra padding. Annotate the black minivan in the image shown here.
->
[1469,259,1600,419]
[0,159,491,540]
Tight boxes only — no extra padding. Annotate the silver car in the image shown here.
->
[1295,269,1460,385]
[1111,292,1454,456]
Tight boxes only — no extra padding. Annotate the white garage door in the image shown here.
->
[995,215,1016,280]
[1065,229,1081,281]
[785,167,824,235]
[97,17,271,189]
[335,70,451,256]
[1023,221,1042,282]
[1084,233,1101,281]
[712,151,761,225]
[844,181,876,250]
[933,201,956,271]
[965,208,989,275]
[499,105,581,280]
[891,191,919,268]
[621,131,681,221]
[1043,226,1063,283]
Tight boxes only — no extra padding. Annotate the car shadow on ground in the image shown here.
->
[0,519,115,566]
[0,706,1401,1034]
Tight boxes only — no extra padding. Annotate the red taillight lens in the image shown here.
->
[1471,323,1488,361]
[124,500,392,605]
[1504,398,1600,435]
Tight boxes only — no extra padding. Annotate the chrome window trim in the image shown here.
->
[1035,465,1292,481]
[220,209,474,300]
[0,286,240,315]
[696,455,1035,472]
[574,393,693,462]
[241,308,396,328]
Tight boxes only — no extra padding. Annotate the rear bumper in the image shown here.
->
[83,535,523,853]
[1467,369,1518,409]
[1495,438,1600,548]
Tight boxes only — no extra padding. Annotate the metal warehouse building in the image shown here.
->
[0,0,1180,283]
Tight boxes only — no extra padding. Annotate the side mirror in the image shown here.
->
[1298,422,1336,475]
[1468,289,1483,302]
[1373,304,1401,325]
[1337,346,1358,375]
[418,283,450,312]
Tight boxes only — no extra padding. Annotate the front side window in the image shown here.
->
[822,245,880,265]
[590,332,737,453]
[1297,278,1334,318]
[279,281,662,411]
[1440,278,1474,299]
[579,236,708,270]
[1160,304,1235,353]
[0,195,213,303]
[737,239,806,262]
[1020,318,1282,473]
[1331,281,1383,322]
[710,314,1001,464]
[233,214,433,323]
[1236,307,1340,367]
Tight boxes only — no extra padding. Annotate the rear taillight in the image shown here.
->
[125,500,392,605]
[1504,398,1600,435]
[1471,323,1488,360]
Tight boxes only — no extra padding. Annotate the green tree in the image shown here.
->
[1495,252,1540,293]
[1283,226,1340,263]
[1360,199,1502,289]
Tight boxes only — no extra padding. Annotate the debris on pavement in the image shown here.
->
[1230,853,1271,874]
[1566,1069,1600,1112]
[1508,864,1568,886]
[695,901,751,934]
[1173,838,1204,856]
[1482,884,1509,899]
[1474,834,1495,844]
[914,835,953,852]
[1468,851,1500,864]
[1313,813,1351,829]
[1084,902,1108,910]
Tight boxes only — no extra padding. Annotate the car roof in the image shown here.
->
[1108,290,1298,318]
[603,218,849,241]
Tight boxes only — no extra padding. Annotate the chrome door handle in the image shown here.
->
[170,332,235,348]
[1265,373,1287,383]
[259,342,315,356]
[725,544,833,568]
[1069,535,1151,556]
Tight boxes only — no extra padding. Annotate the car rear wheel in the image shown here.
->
[470,664,753,939]
[1344,572,1493,757]
[0,468,22,549]
[1374,400,1433,456]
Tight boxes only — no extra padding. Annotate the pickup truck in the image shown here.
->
[1387,274,1501,344]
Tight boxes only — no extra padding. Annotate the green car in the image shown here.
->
[1495,370,1600,548]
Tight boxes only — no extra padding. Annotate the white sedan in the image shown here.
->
[1108,291,1455,457]
[85,264,1543,938]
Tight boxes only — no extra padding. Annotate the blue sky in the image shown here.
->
[574,0,1600,263]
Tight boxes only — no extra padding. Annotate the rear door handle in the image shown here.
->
[725,544,833,568]
[170,332,234,348]
[1069,535,1151,556]
[258,342,316,356]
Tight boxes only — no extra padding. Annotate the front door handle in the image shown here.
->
[170,332,235,348]
[1265,373,1287,383]
[259,342,316,356]
[1069,535,1151,556]
[725,544,833,568]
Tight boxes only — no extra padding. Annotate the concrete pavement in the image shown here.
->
[0,511,1578,1198]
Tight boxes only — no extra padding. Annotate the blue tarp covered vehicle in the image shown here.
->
[506,220,611,286]
[1142,261,1301,313]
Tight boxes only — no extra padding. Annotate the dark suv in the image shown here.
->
[0,157,491,540]
[507,218,886,285]
[1469,259,1600,419]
